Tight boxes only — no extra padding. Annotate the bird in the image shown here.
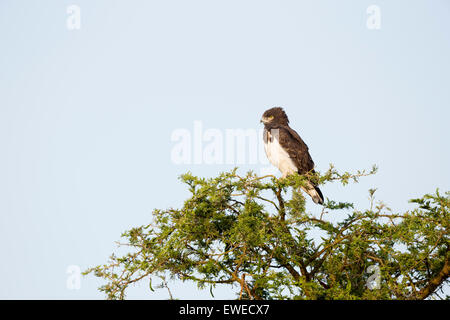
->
[261,107,324,205]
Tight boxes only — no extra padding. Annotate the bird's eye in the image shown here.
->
[268,116,274,120]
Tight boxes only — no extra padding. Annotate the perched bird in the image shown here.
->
[261,107,324,205]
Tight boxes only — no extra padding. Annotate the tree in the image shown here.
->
[84,166,449,300]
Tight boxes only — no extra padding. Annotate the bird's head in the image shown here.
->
[260,107,289,126]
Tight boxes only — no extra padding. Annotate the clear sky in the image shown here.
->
[0,0,449,299]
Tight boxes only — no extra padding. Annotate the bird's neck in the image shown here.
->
[264,123,286,131]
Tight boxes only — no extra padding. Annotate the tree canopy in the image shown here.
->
[84,166,449,300]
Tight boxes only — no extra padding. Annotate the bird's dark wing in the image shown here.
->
[277,125,315,174]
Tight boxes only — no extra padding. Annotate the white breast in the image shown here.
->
[264,131,298,178]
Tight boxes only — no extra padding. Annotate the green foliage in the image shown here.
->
[83,165,449,300]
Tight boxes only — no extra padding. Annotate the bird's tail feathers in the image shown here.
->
[302,181,324,205]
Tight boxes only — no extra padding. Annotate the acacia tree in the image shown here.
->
[84,166,449,300]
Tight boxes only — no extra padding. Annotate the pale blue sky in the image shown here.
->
[0,1,449,299]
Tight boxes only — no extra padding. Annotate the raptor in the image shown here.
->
[261,107,324,204]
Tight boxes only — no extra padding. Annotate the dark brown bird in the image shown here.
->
[261,107,324,205]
